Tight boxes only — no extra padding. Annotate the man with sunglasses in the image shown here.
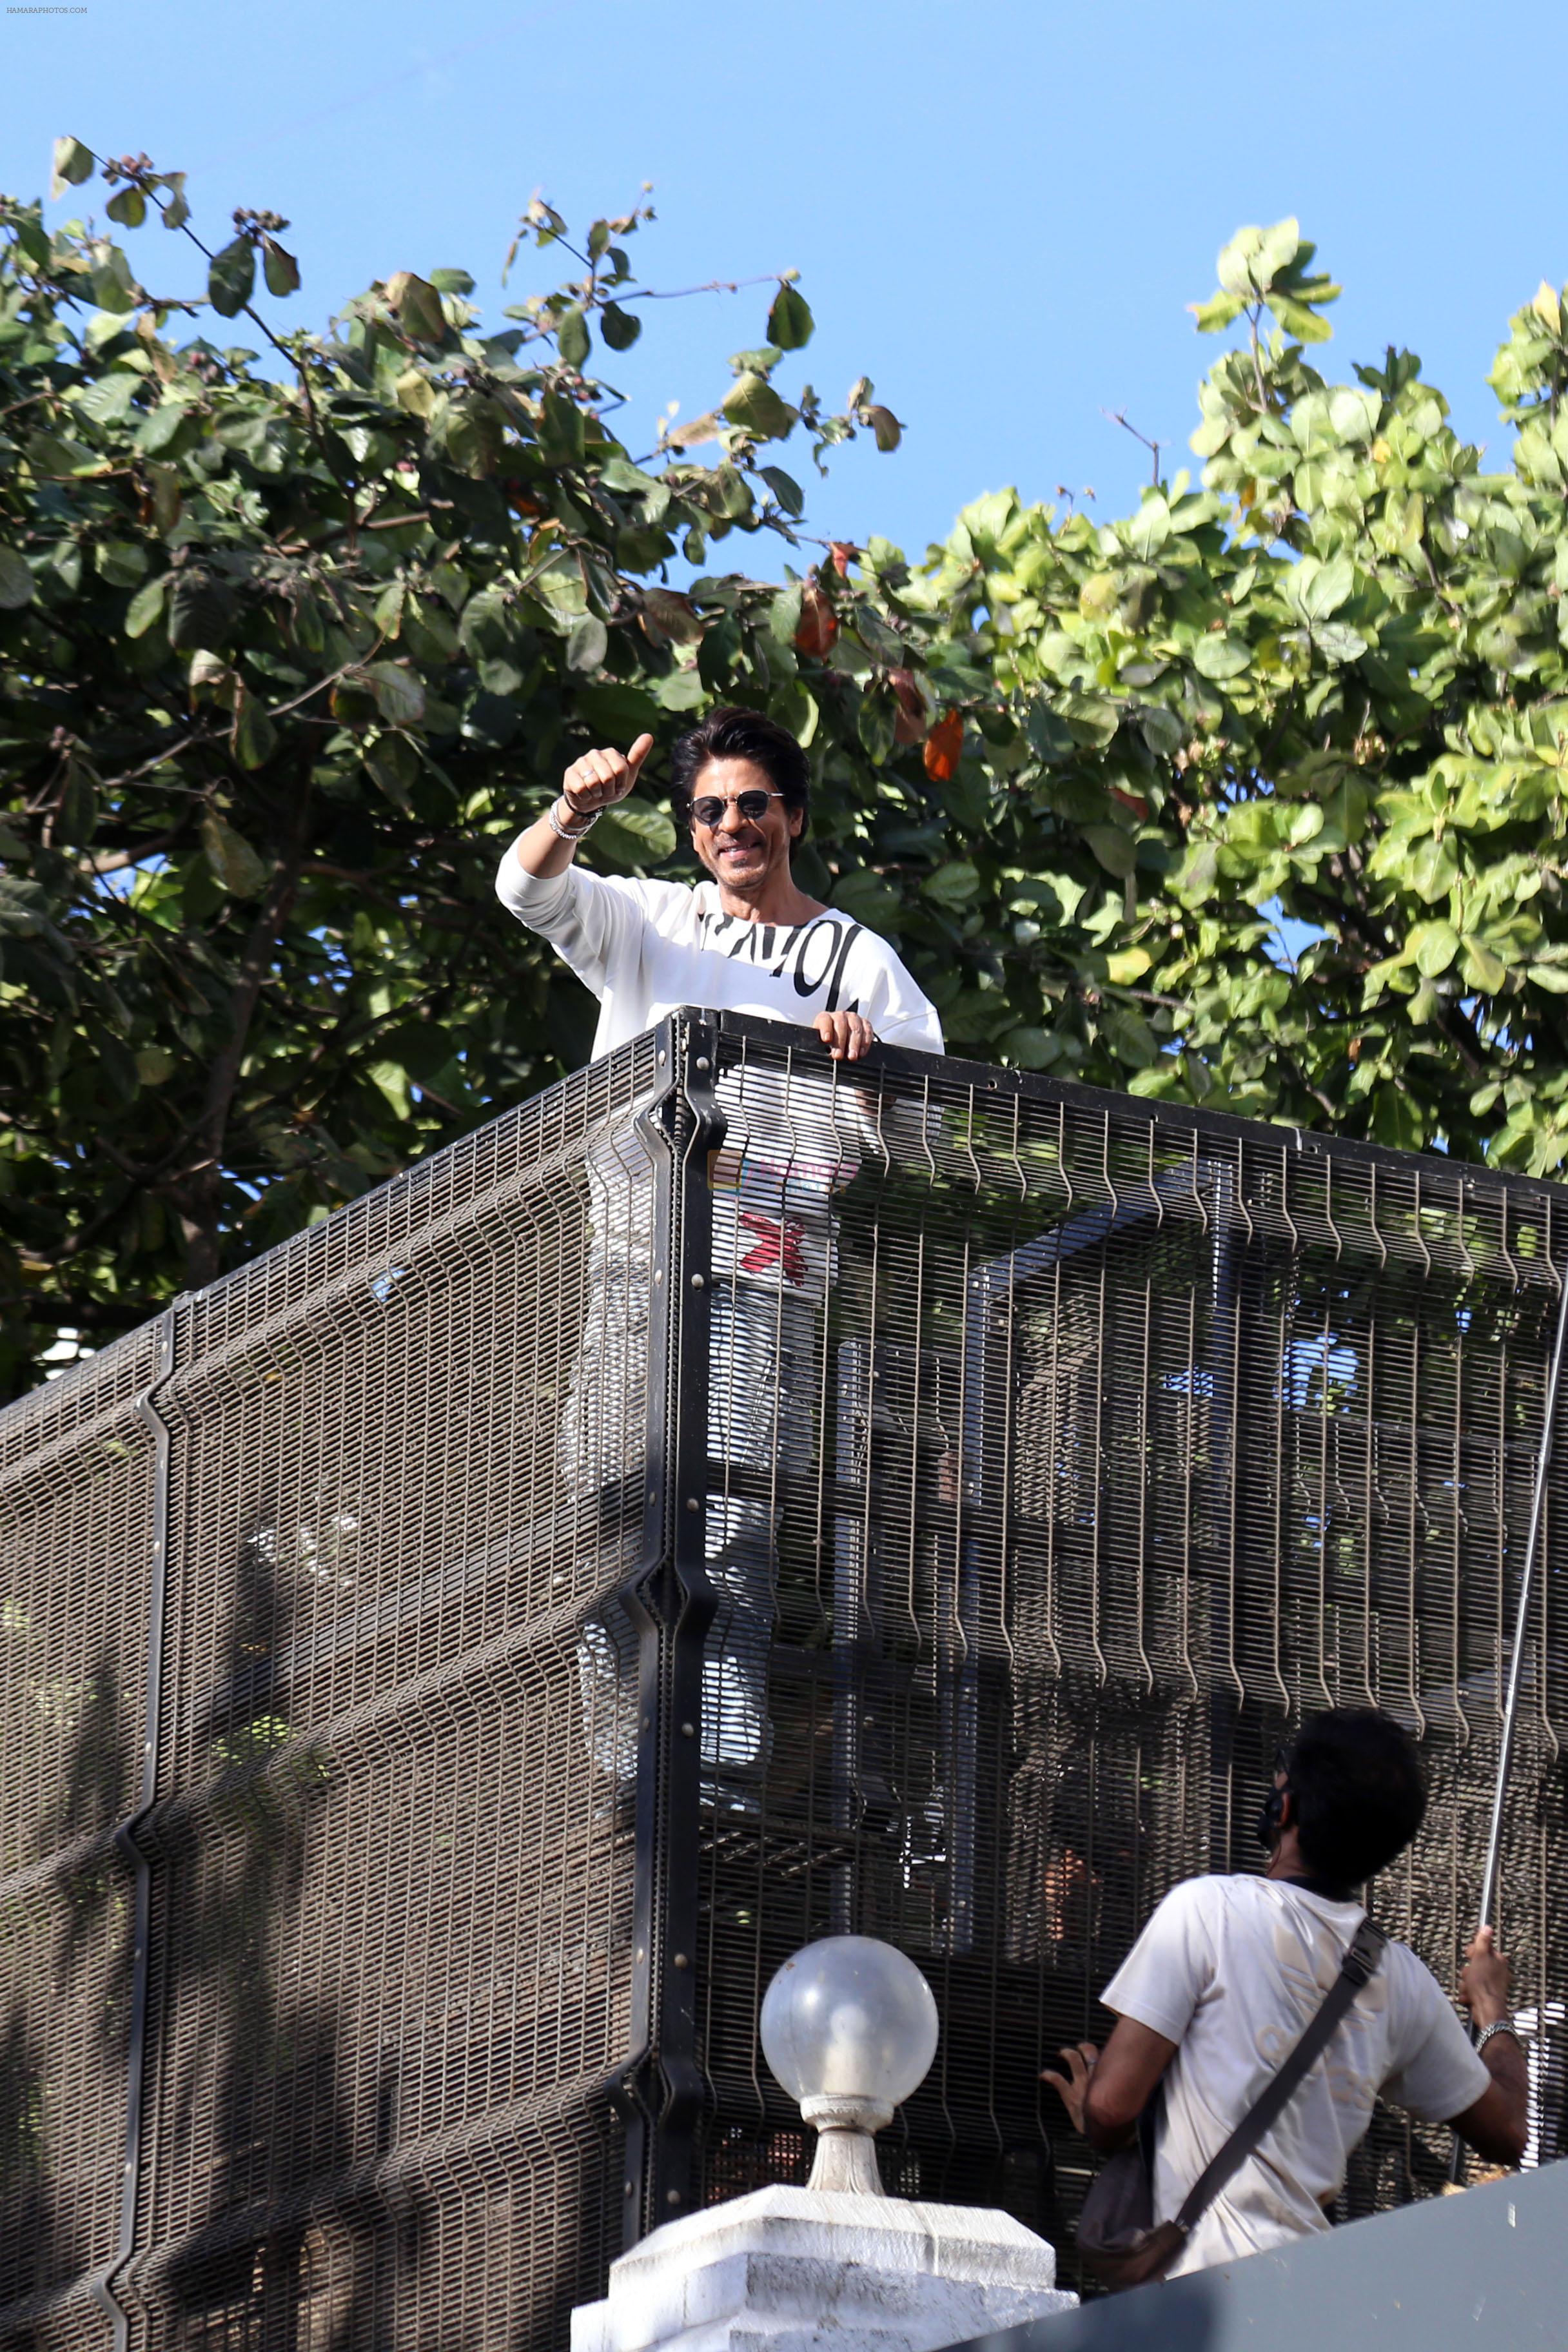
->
[496,707,943,1802]
[1043,1709,1529,2278]
[496,707,941,1063]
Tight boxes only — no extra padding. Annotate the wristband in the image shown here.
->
[1475,2018,1522,2055]
[548,795,598,841]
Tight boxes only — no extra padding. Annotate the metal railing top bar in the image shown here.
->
[709,1009,1568,1218]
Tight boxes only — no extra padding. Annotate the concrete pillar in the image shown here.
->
[571,2182,1075,2352]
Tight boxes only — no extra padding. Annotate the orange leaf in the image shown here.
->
[924,709,963,782]
[828,540,857,578]
[794,582,838,660]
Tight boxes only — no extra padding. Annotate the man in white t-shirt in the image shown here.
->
[496,707,943,1796]
[1044,1709,1529,2278]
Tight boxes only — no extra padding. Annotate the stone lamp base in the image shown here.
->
[571,2183,1076,2352]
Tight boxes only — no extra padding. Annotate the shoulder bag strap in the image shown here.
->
[1171,1917,1387,2240]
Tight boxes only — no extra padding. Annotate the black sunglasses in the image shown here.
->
[689,789,786,827]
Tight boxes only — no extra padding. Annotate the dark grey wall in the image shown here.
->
[945,2162,1567,2352]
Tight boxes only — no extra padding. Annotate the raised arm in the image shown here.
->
[1447,1925,1529,2168]
[511,734,653,880]
[1044,2018,1179,2155]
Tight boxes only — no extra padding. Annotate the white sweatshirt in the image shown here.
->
[495,848,945,1300]
[495,847,945,1061]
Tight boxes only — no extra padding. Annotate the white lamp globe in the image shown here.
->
[760,1936,938,2193]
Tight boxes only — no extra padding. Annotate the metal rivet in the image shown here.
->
[680,1721,694,1737]
[691,1272,705,1289]
[654,1267,663,1283]
[673,1952,689,1970]
[642,1715,651,1730]
[667,2189,681,2205]
[658,1050,667,1065]
[695,1055,710,1072]
[686,1497,701,1513]
[625,2179,635,2195]
[636,1946,645,1962]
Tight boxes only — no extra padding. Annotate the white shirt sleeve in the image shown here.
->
[854,939,945,1053]
[1101,1879,1216,2045]
[495,843,652,1001]
[1378,1950,1492,2124]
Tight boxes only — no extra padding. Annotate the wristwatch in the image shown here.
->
[1475,2017,1522,2055]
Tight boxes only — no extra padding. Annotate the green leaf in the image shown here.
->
[831,868,903,927]
[234,691,277,770]
[428,268,476,295]
[557,304,591,368]
[767,281,814,351]
[600,301,642,351]
[1190,634,1250,681]
[721,373,797,442]
[124,575,166,638]
[208,236,256,318]
[1191,291,1246,334]
[1411,920,1460,979]
[922,859,981,910]
[168,573,236,652]
[1298,553,1354,621]
[201,813,269,897]
[50,137,95,199]
[1311,622,1367,665]
[365,734,419,811]
[1127,495,1170,560]
[1461,937,1509,992]
[1084,825,1137,879]
[57,754,97,846]
[105,185,146,230]
[161,175,190,230]
[594,797,677,865]
[0,547,34,610]
[1026,703,1075,764]
[386,271,447,346]
[864,405,901,452]
[652,666,707,710]
[566,615,609,672]
[758,465,803,518]
[262,237,301,298]
[362,663,427,727]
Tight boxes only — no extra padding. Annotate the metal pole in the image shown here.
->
[97,1304,177,2352]
[1477,1257,1568,1931]
[1449,1237,1568,2184]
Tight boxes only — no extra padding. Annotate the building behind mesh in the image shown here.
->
[2,1010,1563,2351]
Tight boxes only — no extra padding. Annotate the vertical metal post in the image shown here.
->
[96,1305,177,2350]
[614,1012,723,2245]
[831,1338,871,1936]
[1477,1252,1568,1933]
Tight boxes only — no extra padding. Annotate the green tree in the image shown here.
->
[0,142,986,1398]
[908,220,1568,1176]
[7,163,1568,1406]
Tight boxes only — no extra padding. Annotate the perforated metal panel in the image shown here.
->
[1,1011,1563,2352]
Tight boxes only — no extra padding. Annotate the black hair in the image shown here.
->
[1285,1708,1427,1887]
[669,705,810,836]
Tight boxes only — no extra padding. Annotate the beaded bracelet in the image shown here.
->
[548,796,599,841]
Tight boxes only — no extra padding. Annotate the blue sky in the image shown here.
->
[5,0,1566,569]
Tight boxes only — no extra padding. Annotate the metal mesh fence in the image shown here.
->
[1,1008,1563,2349]
[691,1014,1568,2252]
